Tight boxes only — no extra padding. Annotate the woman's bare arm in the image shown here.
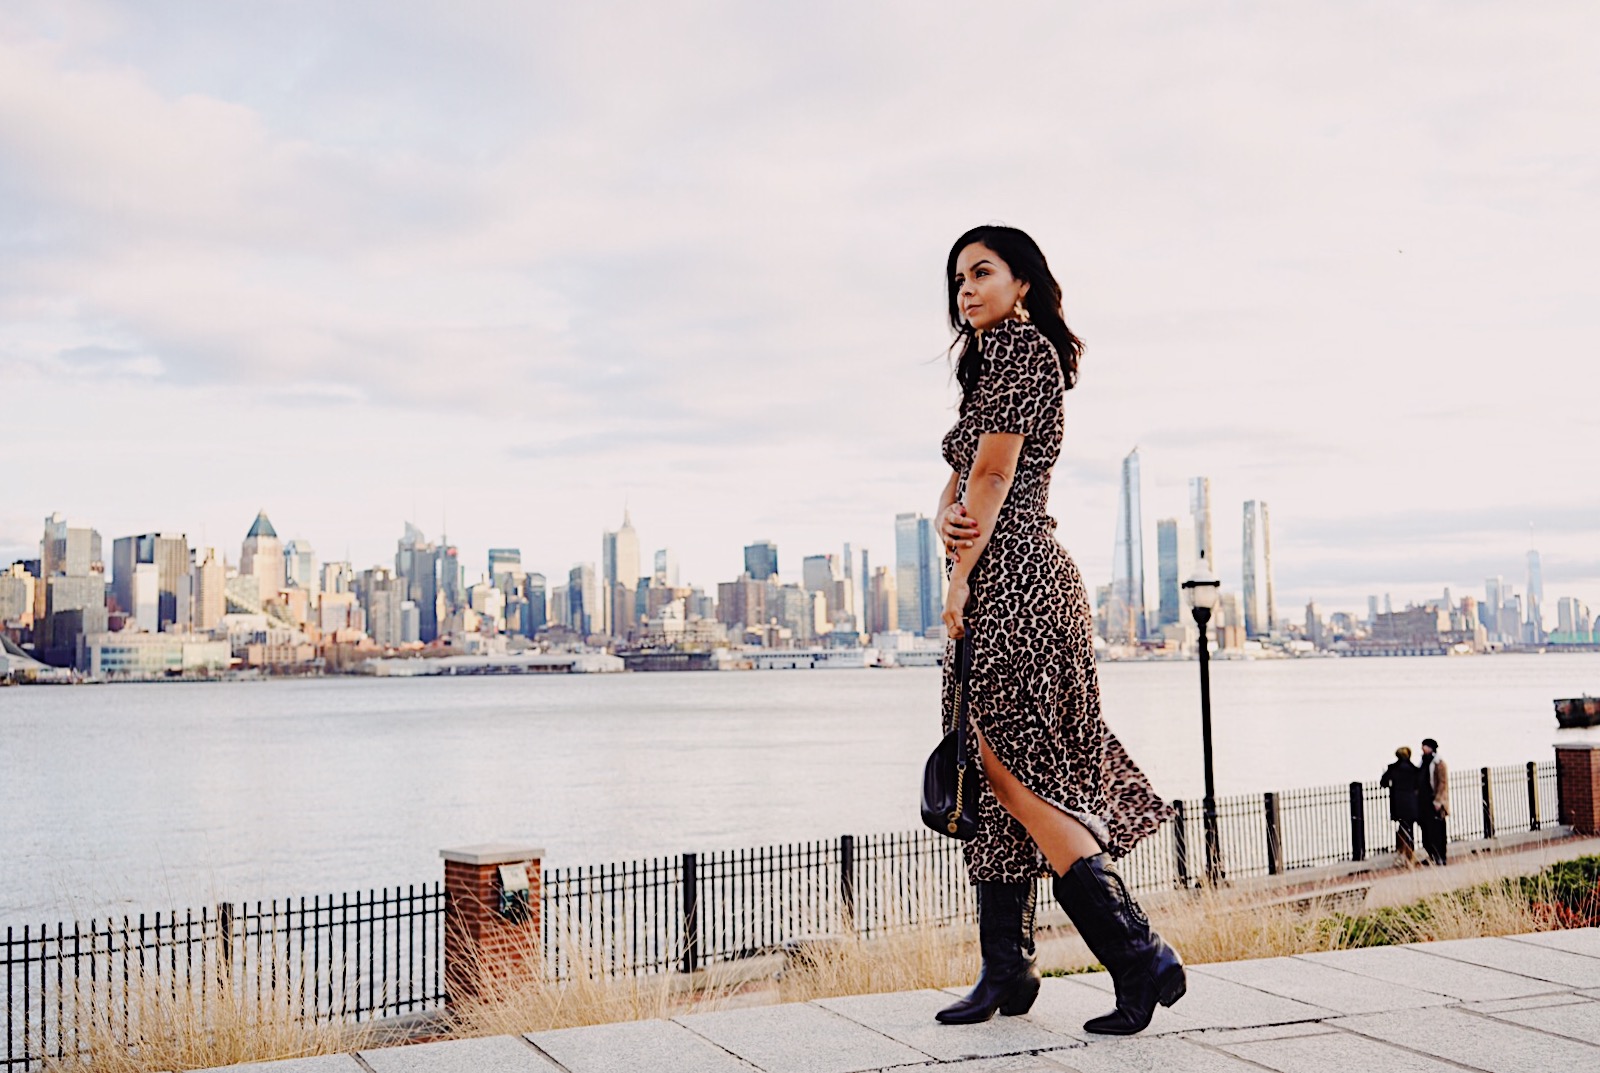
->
[949,432,1023,588]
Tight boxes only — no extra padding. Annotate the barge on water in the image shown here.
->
[1555,696,1600,729]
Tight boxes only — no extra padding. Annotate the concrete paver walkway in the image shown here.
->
[200,927,1600,1072]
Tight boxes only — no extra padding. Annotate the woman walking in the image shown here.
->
[933,225,1181,1035]
[1381,746,1422,863]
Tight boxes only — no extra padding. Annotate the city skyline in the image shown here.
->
[2,5,1597,616]
[6,488,1588,631]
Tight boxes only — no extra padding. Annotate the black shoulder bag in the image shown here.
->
[920,636,980,840]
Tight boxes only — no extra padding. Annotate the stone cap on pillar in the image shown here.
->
[440,843,547,865]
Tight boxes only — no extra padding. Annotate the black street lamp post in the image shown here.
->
[1182,558,1224,885]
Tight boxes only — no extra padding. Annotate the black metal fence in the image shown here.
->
[0,760,1565,1068]
[538,760,1560,979]
[4,885,443,1072]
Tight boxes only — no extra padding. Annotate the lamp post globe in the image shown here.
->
[1182,557,1224,885]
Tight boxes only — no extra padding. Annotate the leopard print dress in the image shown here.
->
[940,317,1172,882]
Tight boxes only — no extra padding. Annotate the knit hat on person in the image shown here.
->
[1421,738,1439,750]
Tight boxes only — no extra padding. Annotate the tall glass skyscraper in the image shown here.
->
[1109,448,1147,643]
[1242,501,1261,639]
[1155,518,1193,629]
[1188,477,1214,569]
[894,512,944,636]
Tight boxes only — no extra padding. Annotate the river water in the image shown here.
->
[2,654,1596,925]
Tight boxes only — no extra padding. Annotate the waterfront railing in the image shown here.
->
[1,760,1561,1070]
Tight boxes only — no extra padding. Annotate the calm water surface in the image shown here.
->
[3,654,1596,924]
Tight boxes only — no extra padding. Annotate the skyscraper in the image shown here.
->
[488,548,522,580]
[653,548,680,588]
[1241,502,1267,642]
[395,523,439,643]
[283,538,317,596]
[524,573,547,636]
[240,511,285,605]
[1108,447,1147,643]
[37,514,105,666]
[602,510,640,637]
[568,563,601,637]
[894,513,944,636]
[1526,545,1545,641]
[744,540,779,581]
[1155,518,1194,629]
[1188,478,1214,568]
[194,548,226,631]
[1484,577,1503,639]
[112,533,190,632]
[1260,502,1276,633]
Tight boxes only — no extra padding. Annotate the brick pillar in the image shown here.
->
[1555,743,1600,835]
[440,843,544,1006]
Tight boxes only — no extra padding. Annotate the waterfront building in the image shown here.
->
[0,564,34,629]
[1305,600,1326,649]
[894,512,943,636]
[1155,518,1195,629]
[84,631,231,679]
[1261,502,1277,633]
[36,515,106,665]
[395,523,440,643]
[41,573,109,666]
[771,583,817,643]
[1216,591,1246,651]
[239,511,285,607]
[283,539,318,595]
[859,548,870,630]
[868,565,897,634]
[112,533,191,632]
[1556,597,1593,642]
[744,540,779,582]
[1107,448,1147,644]
[190,547,224,632]
[1353,606,1453,656]
[1484,577,1503,639]
[1188,477,1214,568]
[653,548,680,588]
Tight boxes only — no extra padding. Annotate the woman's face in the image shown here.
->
[953,242,1029,331]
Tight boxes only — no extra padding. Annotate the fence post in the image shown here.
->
[1171,800,1190,888]
[439,843,544,1007]
[839,835,856,933]
[217,901,235,980]
[1349,782,1366,862]
[1481,767,1496,840]
[1264,792,1282,875]
[1528,761,1541,830]
[681,852,700,975]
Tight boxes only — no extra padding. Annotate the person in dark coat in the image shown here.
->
[1418,738,1449,865]
[1379,746,1421,863]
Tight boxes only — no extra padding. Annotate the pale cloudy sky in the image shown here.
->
[2,1,1597,618]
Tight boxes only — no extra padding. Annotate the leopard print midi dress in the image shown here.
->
[940,318,1172,882]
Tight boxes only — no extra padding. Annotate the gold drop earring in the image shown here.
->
[1013,296,1031,322]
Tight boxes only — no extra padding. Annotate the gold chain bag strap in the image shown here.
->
[920,636,980,840]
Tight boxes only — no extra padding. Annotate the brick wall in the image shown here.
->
[1556,744,1600,835]
[440,844,544,1005]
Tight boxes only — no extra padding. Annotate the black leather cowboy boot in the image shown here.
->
[1052,853,1185,1034]
[935,880,1042,1024]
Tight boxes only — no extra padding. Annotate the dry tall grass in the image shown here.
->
[37,965,372,1073]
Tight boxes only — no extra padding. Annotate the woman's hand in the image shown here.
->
[942,577,971,640]
[939,503,980,563]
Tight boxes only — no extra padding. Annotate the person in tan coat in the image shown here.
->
[1419,738,1449,864]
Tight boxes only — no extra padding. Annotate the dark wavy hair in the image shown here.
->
[946,225,1082,410]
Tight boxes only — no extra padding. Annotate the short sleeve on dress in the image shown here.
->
[972,324,1056,438]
